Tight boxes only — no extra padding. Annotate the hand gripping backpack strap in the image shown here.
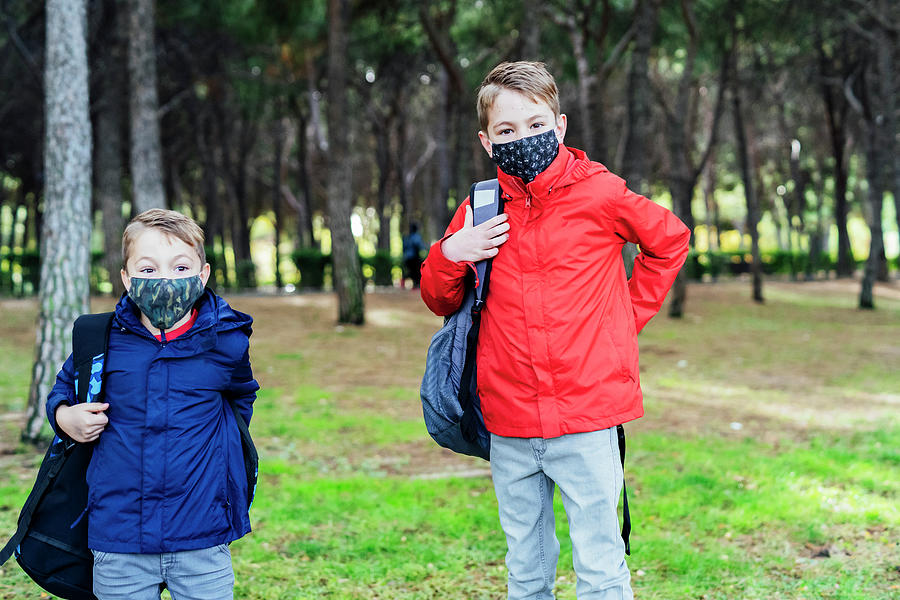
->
[617,424,631,555]
[458,179,503,443]
[0,312,114,567]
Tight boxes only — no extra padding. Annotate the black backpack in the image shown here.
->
[0,312,259,599]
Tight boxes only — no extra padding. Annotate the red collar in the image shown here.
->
[154,309,198,341]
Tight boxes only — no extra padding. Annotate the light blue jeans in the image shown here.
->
[490,428,633,600]
[91,544,234,600]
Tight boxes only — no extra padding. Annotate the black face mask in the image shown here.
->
[490,129,560,183]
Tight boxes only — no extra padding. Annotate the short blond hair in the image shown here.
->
[477,61,561,132]
[122,209,206,267]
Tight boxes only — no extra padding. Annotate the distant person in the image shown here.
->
[420,61,690,599]
[47,209,259,600]
[402,222,425,288]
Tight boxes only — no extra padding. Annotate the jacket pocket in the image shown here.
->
[602,328,633,382]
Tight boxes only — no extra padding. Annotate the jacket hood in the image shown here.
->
[497,144,608,201]
[114,288,253,339]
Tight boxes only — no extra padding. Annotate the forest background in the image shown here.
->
[0,0,898,598]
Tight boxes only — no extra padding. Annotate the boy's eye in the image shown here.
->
[174,266,189,272]
[498,128,513,136]
[531,122,545,129]
[139,267,155,274]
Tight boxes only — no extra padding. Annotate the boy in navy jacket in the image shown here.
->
[47,209,259,600]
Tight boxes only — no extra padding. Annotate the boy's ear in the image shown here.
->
[554,114,567,144]
[478,130,493,157]
[200,263,211,287]
[120,269,130,293]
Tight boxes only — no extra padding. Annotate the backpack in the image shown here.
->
[420,179,503,461]
[0,312,259,599]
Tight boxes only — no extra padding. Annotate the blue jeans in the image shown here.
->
[91,545,234,600]
[490,428,633,600]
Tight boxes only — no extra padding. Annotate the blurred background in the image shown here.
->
[0,2,898,597]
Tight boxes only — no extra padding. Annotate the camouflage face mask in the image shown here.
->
[127,275,205,331]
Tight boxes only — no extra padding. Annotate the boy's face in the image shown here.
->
[120,228,210,292]
[478,88,567,157]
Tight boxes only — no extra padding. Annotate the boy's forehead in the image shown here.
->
[129,228,198,259]
[487,89,556,126]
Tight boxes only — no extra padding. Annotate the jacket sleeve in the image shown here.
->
[45,353,76,440]
[609,179,691,333]
[419,199,477,316]
[225,344,259,425]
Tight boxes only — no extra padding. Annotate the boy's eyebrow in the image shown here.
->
[492,113,553,129]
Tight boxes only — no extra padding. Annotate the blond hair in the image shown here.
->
[477,61,561,132]
[122,209,206,267]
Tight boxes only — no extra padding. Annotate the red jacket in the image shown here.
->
[421,145,690,439]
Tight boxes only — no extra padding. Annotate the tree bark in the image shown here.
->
[816,28,854,277]
[272,114,286,290]
[127,0,166,212]
[24,0,93,442]
[733,84,763,303]
[95,6,126,297]
[621,0,661,277]
[327,0,364,324]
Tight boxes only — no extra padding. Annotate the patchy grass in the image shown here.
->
[0,280,898,599]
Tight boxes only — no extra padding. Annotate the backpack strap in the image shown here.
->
[72,313,114,405]
[469,179,502,307]
[458,179,504,445]
[617,424,631,555]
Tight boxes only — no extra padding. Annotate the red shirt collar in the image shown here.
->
[154,309,198,341]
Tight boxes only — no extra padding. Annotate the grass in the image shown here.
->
[0,280,898,599]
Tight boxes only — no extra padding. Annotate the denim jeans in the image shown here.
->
[91,544,234,600]
[490,428,633,600]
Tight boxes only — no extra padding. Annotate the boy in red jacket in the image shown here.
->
[420,62,690,600]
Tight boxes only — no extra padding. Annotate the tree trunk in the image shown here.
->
[127,0,166,212]
[733,85,763,303]
[95,8,126,297]
[290,95,316,248]
[272,115,285,290]
[621,0,661,277]
[327,0,364,324]
[816,30,854,277]
[24,0,93,442]
[431,69,453,240]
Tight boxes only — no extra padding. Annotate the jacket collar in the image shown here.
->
[496,144,602,205]
[113,288,252,347]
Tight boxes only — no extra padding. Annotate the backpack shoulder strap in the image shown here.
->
[72,312,114,404]
[468,178,502,306]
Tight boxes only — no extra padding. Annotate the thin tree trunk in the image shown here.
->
[290,95,315,248]
[24,0,92,442]
[327,0,364,324]
[95,8,126,297]
[272,115,286,289]
[127,0,165,212]
[621,0,661,276]
[733,85,763,303]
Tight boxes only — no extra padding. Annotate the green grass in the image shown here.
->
[1,282,898,598]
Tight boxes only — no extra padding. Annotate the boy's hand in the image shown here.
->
[55,403,109,443]
[441,205,510,263]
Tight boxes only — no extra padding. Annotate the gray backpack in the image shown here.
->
[420,179,502,461]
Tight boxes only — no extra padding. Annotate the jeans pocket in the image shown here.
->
[90,549,108,565]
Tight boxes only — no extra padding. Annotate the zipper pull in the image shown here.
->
[525,194,532,209]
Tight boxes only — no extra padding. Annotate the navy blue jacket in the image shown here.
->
[45,290,259,553]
